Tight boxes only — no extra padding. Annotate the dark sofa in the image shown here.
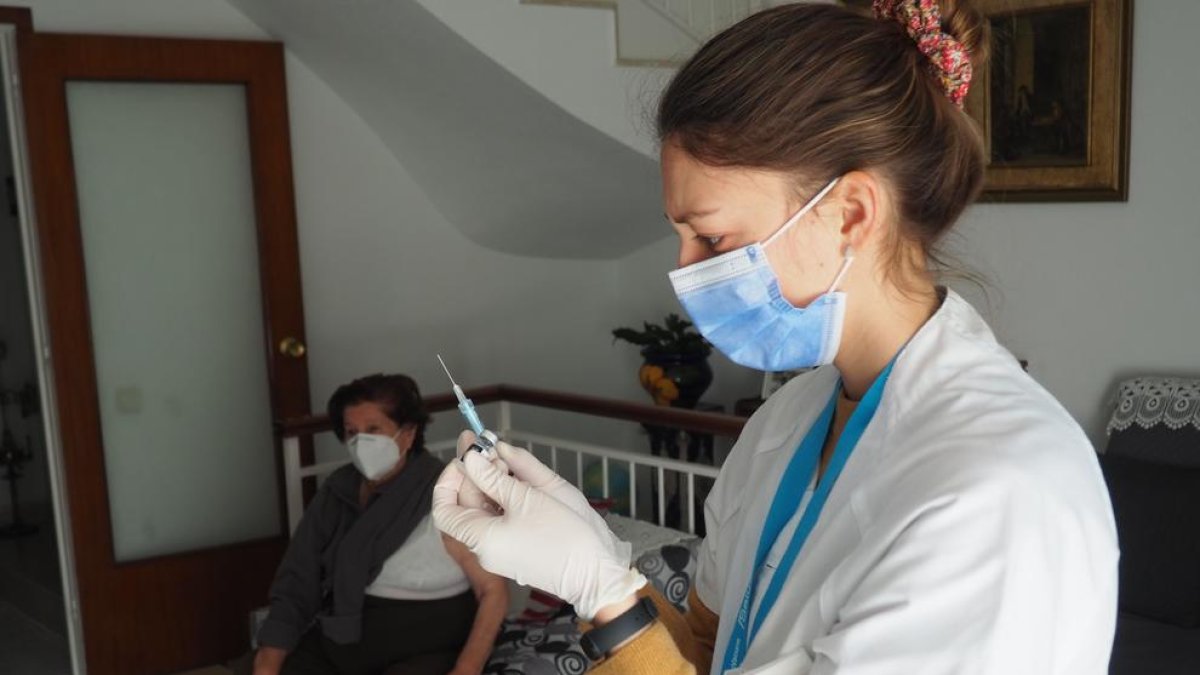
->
[1100,377,1200,674]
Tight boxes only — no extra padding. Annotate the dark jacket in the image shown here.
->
[257,451,445,649]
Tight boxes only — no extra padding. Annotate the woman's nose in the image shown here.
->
[677,239,713,268]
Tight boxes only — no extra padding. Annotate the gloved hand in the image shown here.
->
[433,434,644,620]
[449,430,510,513]
[457,432,631,562]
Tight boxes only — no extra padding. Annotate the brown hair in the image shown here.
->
[657,1,990,285]
[327,373,431,450]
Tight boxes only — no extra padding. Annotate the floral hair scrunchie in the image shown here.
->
[873,0,973,107]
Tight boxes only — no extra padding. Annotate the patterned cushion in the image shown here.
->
[485,538,700,674]
[484,606,590,675]
[636,539,701,612]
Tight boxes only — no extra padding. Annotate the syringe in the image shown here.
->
[437,355,498,460]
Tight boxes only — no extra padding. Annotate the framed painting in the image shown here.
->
[969,0,1132,201]
[843,0,1133,201]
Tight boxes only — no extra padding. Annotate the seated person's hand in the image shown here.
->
[252,646,286,675]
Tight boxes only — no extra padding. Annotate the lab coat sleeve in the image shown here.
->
[809,470,1114,675]
[586,585,719,675]
[694,406,765,613]
[693,490,728,613]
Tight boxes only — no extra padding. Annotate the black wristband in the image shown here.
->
[580,596,659,662]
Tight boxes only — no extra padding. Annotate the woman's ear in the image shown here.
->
[833,170,885,251]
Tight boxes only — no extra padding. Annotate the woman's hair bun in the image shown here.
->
[873,0,989,106]
[940,0,990,70]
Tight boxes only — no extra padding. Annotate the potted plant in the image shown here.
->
[612,313,713,408]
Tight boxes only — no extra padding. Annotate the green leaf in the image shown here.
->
[612,313,711,355]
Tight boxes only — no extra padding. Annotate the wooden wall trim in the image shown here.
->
[278,383,748,439]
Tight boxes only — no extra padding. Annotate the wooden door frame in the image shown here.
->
[23,30,313,675]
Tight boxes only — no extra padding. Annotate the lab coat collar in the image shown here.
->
[752,368,841,454]
[751,288,991,455]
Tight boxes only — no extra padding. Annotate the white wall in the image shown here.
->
[283,59,658,455]
[416,0,671,157]
[14,0,676,465]
[16,0,262,37]
[230,0,670,262]
[947,0,1200,442]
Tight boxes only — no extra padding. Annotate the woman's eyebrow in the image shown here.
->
[665,207,719,224]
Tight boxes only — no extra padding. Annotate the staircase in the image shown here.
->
[227,0,764,259]
[524,0,767,65]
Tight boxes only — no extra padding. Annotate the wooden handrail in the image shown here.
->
[275,383,748,438]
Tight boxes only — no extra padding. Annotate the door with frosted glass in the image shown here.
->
[25,34,310,675]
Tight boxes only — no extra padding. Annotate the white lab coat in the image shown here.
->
[696,290,1119,674]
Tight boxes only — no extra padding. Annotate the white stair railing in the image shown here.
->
[640,0,767,42]
[282,398,726,536]
[432,424,721,534]
[520,0,767,64]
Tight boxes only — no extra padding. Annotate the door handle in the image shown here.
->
[279,336,306,359]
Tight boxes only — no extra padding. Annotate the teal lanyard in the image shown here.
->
[721,358,897,672]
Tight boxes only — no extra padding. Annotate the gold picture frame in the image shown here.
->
[967,0,1132,201]
[843,0,1133,201]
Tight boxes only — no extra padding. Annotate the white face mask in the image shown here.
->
[346,432,402,480]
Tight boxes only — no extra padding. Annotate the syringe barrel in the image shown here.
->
[458,399,485,435]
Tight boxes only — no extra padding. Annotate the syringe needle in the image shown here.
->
[435,354,497,461]
[436,354,457,387]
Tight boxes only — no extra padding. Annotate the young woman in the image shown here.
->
[435,2,1118,673]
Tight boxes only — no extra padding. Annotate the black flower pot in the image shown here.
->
[638,348,713,409]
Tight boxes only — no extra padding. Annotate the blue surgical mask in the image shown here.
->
[668,178,852,372]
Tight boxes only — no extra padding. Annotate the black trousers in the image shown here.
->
[281,591,478,675]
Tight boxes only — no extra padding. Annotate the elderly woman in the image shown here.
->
[254,374,507,675]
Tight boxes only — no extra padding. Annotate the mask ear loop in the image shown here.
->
[826,246,855,293]
[762,177,842,248]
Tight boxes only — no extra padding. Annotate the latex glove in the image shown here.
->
[485,436,632,565]
[451,430,510,513]
[433,438,644,620]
